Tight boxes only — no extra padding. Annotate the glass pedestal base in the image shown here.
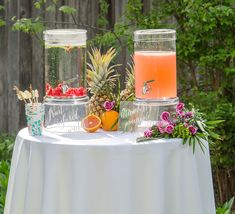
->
[134,97,179,106]
[44,96,89,133]
[133,97,179,135]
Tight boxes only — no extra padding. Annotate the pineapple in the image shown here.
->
[87,48,119,116]
[120,61,135,101]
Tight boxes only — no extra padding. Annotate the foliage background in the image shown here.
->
[0,0,234,212]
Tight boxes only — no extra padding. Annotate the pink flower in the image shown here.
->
[165,124,174,134]
[156,121,169,134]
[184,123,189,128]
[177,110,185,117]
[158,126,165,134]
[176,102,185,112]
[103,101,115,111]
[144,129,152,138]
[188,125,198,135]
[156,121,169,127]
[160,111,170,122]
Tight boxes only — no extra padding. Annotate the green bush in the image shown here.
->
[0,161,10,213]
[216,197,234,214]
[182,91,235,169]
[0,135,14,162]
[0,134,14,214]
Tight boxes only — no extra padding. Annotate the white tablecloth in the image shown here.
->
[4,128,215,214]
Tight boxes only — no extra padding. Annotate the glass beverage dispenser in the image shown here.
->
[133,29,178,134]
[44,29,87,100]
[134,29,177,101]
[43,29,88,133]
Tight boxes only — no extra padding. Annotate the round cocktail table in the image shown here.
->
[4,128,215,214]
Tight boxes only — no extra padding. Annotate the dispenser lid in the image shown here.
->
[134,29,176,42]
[44,29,87,46]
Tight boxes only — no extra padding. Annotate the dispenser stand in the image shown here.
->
[44,96,89,133]
[133,97,179,135]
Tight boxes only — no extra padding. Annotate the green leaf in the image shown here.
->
[12,18,44,34]
[59,5,76,15]
[216,197,234,214]
[205,120,224,125]
[195,135,206,153]
[188,136,192,146]
[192,137,196,153]
[34,2,41,9]
[198,141,205,153]
[136,137,159,143]
[223,197,234,211]
[196,120,206,133]
[46,5,56,12]
[0,5,4,11]
[110,118,118,130]
[0,19,6,27]
[207,130,221,140]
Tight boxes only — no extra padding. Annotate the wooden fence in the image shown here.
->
[0,0,152,134]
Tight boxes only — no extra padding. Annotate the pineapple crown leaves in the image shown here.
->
[87,47,120,95]
[125,60,135,90]
[120,59,135,101]
[87,47,117,74]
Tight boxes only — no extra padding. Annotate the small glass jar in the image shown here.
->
[134,29,177,101]
[44,29,87,101]
[25,103,44,136]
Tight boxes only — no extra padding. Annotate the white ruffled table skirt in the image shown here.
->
[4,128,215,214]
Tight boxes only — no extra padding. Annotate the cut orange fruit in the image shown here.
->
[101,110,119,131]
[82,114,101,133]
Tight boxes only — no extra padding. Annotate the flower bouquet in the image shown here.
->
[137,102,223,152]
[14,85,44,136]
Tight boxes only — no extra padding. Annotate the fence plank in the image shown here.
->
[0,0,8,133]
[112,0,129,89]
[18,0,32,129]
[88,0,99,39]
[143,0,152,13]
[112,0,128,24]
[6,0,20,134]
[32,3,44,102]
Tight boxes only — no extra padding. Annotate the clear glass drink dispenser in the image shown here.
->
[43,29,89,133]
[134,29,177,101]
[44,29,87,100]
[133,29,179,135]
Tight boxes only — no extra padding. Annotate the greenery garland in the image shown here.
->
[137,102,223,153]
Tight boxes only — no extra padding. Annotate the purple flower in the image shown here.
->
[169,120,177,127]
[103,101,115,111]
[160,111,170,122]
[144,129,152,138]
[185,111,193,118]
[188,125,198,135]
[176,102,185,112]
[165,124,174,134]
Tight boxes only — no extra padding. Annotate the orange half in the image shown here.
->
[82,114,101,133]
